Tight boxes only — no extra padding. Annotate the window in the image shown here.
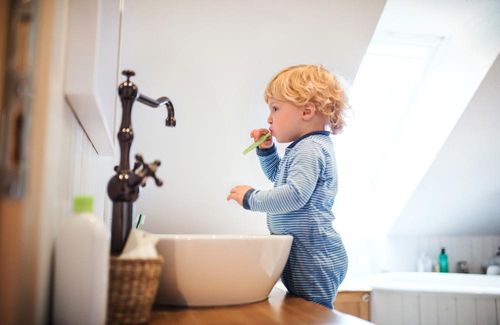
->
[334,31,443,236]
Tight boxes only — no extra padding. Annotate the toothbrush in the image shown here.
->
[135,213,145,229]
[243,132,271,155]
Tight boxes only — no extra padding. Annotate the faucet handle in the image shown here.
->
[122,70,135,81]
[133,154,163,187]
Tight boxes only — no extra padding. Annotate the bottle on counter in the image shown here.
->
[416,251,433,272]
[439,247,449,273]
[486,246,500,275]
[487,246,500,267]
[54,196,109,325]
[456,260,469,273]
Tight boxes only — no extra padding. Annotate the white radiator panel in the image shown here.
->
[372,291,500,325]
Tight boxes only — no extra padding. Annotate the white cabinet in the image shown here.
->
[64,0,121,155]
[371,290,500,325]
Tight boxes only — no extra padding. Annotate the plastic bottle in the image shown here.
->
[54,196,109,325]
[486,247,500,275]
[439,247,449,273]
[417,251,433,272]
[487,246,500,267]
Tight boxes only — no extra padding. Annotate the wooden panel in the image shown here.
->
[335,302,361,319]
[420,294,438,325]
[358,293,370,321]
[0,199,23,325]
[476,298,497,325]
[437,295,457,325]
[334,291,371,321]
[456,296,476,325]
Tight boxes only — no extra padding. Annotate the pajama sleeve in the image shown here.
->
[246,144,323,214]
[256,145,280,182]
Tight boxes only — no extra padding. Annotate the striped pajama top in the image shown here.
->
[242,131,348,309]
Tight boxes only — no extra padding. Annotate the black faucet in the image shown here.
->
[108,70,176,255]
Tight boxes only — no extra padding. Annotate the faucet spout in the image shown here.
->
[164,98,176,127]
[137,94,176,127]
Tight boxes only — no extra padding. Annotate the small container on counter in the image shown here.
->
[439,248,449,273]
[417,251,433,272]
[486,247,500,275]
[456,260,469,273]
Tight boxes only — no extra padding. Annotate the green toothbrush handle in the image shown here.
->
[242,133,271,154]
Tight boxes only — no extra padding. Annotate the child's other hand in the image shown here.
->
[227,185,253,206]
[250,129,273,149]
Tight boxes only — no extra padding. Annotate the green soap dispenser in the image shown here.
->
[439,247,449,273]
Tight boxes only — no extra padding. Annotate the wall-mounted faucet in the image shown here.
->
[108,70,176,255]
[137,94,176,127]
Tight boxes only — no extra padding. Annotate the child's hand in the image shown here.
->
[250,129,273,149]
[227,185,253,206]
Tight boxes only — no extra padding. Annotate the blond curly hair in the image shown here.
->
[264,64,349,134]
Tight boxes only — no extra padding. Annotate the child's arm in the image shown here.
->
[246,145,323,214]
[249,129,279,182]
[257,145,280,182]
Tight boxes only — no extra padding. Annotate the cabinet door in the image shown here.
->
[334,291,371,321]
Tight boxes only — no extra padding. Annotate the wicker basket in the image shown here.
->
[107,256,164,325]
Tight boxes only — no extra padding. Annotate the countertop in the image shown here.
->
[151,287,373,324]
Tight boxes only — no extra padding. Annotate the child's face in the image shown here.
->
[267,99,306,143]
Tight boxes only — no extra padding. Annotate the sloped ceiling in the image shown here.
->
[391,54,500,235]
[382,0,500,235]
[362,0,500,235]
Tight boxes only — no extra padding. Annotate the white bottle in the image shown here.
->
[54,196,109,325]
[416,251,433,272]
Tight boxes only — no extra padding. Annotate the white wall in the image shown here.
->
[344,235,500,278]
[119,0,386,235]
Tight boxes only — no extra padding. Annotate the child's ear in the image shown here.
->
[302,102,316,120]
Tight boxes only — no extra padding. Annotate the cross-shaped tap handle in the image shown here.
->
[133,154,163,187]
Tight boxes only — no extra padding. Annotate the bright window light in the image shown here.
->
[334,31,443,237]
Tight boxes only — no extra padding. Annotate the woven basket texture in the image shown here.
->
[107,256,163,325]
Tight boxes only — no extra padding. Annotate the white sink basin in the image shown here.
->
[154,234,293,307]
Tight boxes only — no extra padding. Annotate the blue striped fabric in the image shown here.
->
[243,131,348,309]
